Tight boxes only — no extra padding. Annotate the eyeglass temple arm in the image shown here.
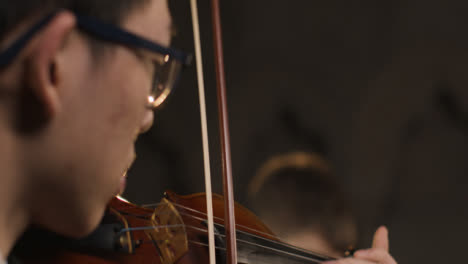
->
[0,12,58,68]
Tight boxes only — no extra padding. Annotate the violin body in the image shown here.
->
[12,192,277,264]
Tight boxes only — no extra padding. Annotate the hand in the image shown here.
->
[323,226,397,264]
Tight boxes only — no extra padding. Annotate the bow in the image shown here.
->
[190,0,237,264]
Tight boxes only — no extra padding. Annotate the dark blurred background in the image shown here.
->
[124,0,468,263]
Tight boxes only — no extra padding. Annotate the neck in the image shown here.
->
[0,128,29,257]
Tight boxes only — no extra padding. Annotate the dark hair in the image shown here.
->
[0,0,150,43]
[249,155,357,255]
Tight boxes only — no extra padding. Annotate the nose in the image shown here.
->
[140,109,154,133]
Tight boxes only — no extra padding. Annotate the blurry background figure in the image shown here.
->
[248,152,357,258]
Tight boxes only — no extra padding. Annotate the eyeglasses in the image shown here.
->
[0,10,191,109]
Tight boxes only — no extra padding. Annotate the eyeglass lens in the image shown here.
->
[147,55,183,109]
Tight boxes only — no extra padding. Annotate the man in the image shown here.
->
[0,1,396,263]
[249,152,397,264]
[248,152,358,257]
[0,0,191,261]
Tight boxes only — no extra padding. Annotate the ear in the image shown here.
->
[24,11,76,119]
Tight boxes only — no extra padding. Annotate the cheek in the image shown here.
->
[78,50,151,172]
[99,56,150,148]
[106,64,149,129]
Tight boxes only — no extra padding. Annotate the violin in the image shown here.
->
[13,192,336,264]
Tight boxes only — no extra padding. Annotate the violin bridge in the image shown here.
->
[146,197,188,264]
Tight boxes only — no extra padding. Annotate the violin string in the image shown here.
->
[176,212,333,261]
[126,203,280,242]
[182,224,330,263]
[212,232,328,263]
[116,201,283,242]
[119,223,211,236]
[118,224,186,234]
[122,223,329,263]
[137,201,274,238]
[136,239,227,251]
[113,202,333,261]
[117,222,333,262]
[138,239,327,264]
[188,240,226,251]
[179,203,285,241]
[176,210,277,241]
[113,203,330,259]
[169,201,282,241]
[137,238,327,264]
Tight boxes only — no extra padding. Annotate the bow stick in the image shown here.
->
[190,1,237,264]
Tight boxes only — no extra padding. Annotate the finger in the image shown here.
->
[322,259,373,264]
[354,248,397,264]
[321,258,375,264]
[372,226,389,251]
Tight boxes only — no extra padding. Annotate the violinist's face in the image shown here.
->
[27,0,172,237]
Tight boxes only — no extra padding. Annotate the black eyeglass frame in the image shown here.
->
[0,10,191,68]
